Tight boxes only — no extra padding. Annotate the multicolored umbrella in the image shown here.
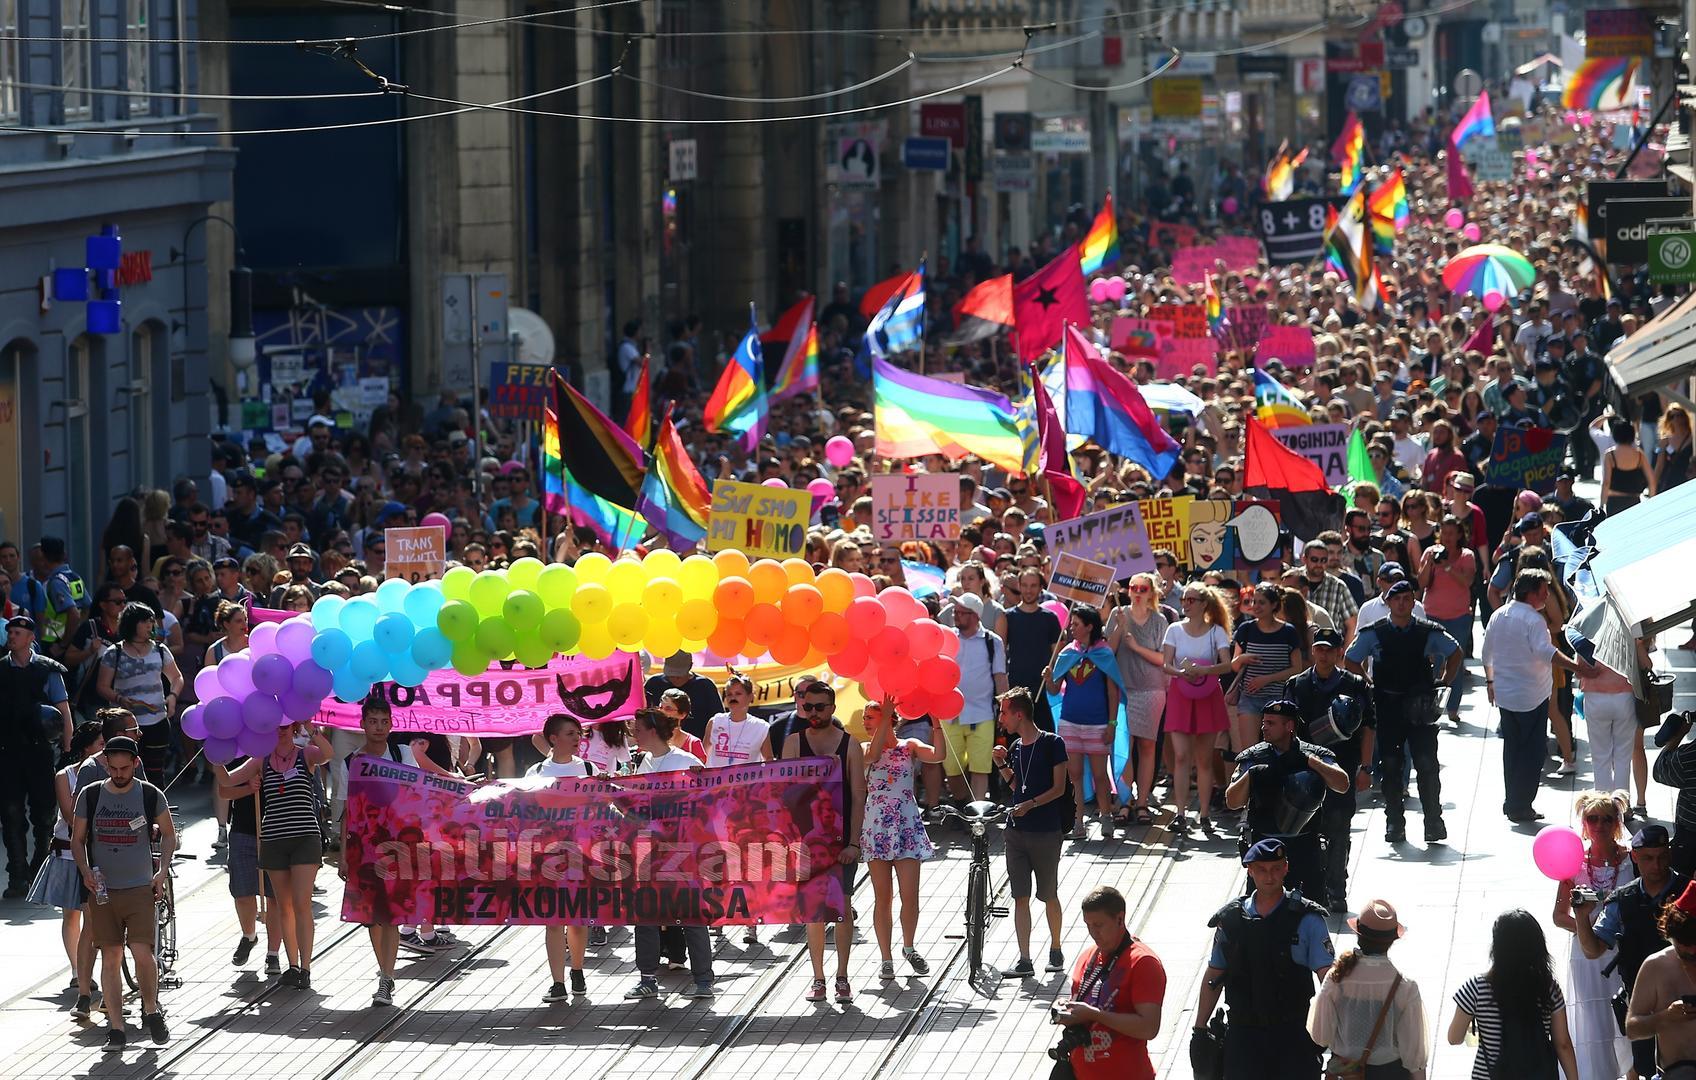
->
[1441,243,1537,301]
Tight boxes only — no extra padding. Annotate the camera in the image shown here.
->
[1429,545,1449,563]
[1048,1014,1092,1060]
[1571,885,1599,908]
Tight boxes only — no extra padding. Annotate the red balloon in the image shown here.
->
[744,603,785,647]
[706,618,746,659]
[869,626,912,667]
[714,577,756,619]
[906,618,946,659]
[771,624,811,665]
[881,657,919,697]
[937,632,960,659]
[830,638,870,678]
[897,690,935,720]
[845,596,888,638]
[810,611,851,655]
[918,655,960,688]
[859,670,884,701]
[932,687,965,720]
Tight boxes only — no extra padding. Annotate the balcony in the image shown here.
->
[1237,0,1327,33]
[909,0,1032,57]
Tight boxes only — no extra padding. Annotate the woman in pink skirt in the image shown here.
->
[1161,584,1234,834]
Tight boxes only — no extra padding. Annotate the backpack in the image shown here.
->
[1482,1005,1559,1080]
[80,779,162,863]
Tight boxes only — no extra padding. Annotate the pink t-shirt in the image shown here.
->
[1422,549,1476,621]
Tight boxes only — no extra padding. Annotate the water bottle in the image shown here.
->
[92,867,109,906]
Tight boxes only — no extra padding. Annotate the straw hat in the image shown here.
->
[1347,898,1405,939]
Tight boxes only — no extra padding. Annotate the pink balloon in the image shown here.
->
[936,632,960,659]
[869,626,911,667]
[1462,223,1482,242]
[807,478,834,500]
[762,478,787,489]
[849,572,877,599]
[1524,150,1539,167]
[1444,208,1465,230]
[1104,277,1128,302]
[1484,293,1506,312]
[1089,278,1113,304]
[249,621,281,657]
[421,512,451,530]
[1222,196,1239,215]
[880,658,919,697]
[825,435,855,468]
[844,596,888,638]
[1531,825,1585,881]
[917,654,960,688]
[830,638,870,679]
[1043,600,1071,626]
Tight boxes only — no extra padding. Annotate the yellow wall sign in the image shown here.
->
[707,479,810,559]
[1152,78,1203,118]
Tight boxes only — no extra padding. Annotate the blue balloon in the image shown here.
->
[409,627,453,671]
[292,659,334,701]
[388,653,428,688]
[309,628,353,672]
[311,594,346,634]
[376,577,411,614]
[350,640,390,683]
[340,598,381,641]
[373,612,416,655]
[332,670,373,704]
[403,582,446,628]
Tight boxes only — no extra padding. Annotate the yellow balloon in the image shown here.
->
[507,557,545,591]
[606,603,649,647]
[679,638,706,654]
[713,549,751,582]
[781,558,816,587]
[643,549,683,580]
[441,565,476,601]
[577,623,617,660]
[749,560,789,606]
[675,598,718,640]
[815,568,856,614]
[606,560,647,605]
[678,555,719,600]
[643,625,683,660]
[571,582,613,624]
[644,576,683,615]
[574,552,613,584]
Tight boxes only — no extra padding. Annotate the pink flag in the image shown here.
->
[1031,375,1085,521]
[1446,138,1473,204]
[1463,317,1494,355]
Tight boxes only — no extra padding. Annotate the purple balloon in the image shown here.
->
[193,666,222,704]
[281,691,321,723]
[217,652,255,699]
[251,653,295,697]
[236,727,275,760]
[292,660,334,701]
[242,693,284,734]
[249,621,281,657]
[204,696,244,740]
[277,618,316,665]
[179,704,209,742]
[203,736,241,765]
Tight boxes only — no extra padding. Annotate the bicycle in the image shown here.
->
[937,800,1010,981]
[121,812,188,994]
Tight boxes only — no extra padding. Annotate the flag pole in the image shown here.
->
[549,370,575,562]
[918,251,929,375]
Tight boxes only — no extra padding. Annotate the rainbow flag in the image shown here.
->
[769,299,819,403]
[1573,202,1590,245]
[1323,189,1370,294]
[543,405,646,551]
[1367,169,1408,256]
[1254,368,1310,428]
[1204,273,1228,340]
[1079,192,1120,275]
[704,304,768,451]
[1450,93,1494,151]
[1063,325,1181,479]
[638,413,710,550]
[624,354,652,448]
[1563,57,1638,111]
[873,356,1024,471]
[1332,111,1366,196]
[1262,144,1307,201]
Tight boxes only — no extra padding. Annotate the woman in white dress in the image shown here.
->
[1553,790,1633,1080]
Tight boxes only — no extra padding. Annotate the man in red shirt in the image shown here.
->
[1052,886,1166,1080]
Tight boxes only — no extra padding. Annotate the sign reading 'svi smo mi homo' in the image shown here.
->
[708,479,810,559]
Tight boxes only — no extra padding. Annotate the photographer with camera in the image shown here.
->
[1047,885,1164,1080]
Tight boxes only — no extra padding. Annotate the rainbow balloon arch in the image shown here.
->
[183,551,970,764]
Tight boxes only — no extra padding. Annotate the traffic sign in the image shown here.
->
[1650,231,1696,283]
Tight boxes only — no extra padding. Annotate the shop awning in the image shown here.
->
[1603,290,1696,398]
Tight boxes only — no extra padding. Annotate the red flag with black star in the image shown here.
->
[1012,244,1091,366]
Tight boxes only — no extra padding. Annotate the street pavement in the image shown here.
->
[0,561,1685,1076]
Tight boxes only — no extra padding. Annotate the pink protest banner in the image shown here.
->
[317,652,642,735]
[1150,221,1198,249]
[1148,303,1209,338]
[1156,337,1217,379]
[1214,236,1263,270]
[1222,303,1270,352]
[1170,245,1218,285]
[340,753,847,926]
[249,606,294,625]
[1110,317,1172,357]
[1256,325,1318,368]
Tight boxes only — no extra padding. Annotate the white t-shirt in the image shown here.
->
[583,733,631,775]
[527,757,592,779]
[705,712,770,768]
[636,747,702,774]
[1163,622,1232,666]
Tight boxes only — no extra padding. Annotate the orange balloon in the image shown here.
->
[706,618,746,659]
[814,568,856,614]
[782,584,824,627]
[809,611,851,654]
[748,560,790,606]
[712,549,751,582]
[744,603,786,647]
[770,624,811,665]
[714,577,756,619]
[780,558,816,588]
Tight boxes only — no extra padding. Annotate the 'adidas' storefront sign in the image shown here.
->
[1617,222,1688,241]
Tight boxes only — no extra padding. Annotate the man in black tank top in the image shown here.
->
[781,681,866,1004]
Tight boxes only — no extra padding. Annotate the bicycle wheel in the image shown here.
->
[965,861,988,975]
[155,876,177,978]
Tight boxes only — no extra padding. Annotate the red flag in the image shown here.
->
[859,271,911,320]
[1463,317,1494,355]
[947,274,1015,345]
[1031,375,1085,521]
[760,295,812,348]
[1243,414,1329,493]
[1446,137,1473,204]
[1013,245,1090,365]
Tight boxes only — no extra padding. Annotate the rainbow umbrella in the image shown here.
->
[1441,243,1537,301]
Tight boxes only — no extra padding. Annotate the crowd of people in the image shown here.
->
[7,99,1696,1078]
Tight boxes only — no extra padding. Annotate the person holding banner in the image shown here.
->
[337,695,403,1007]
[526,714,594,1002]
[1046,608,1124,841]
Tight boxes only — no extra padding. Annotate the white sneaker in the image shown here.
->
[1557,760,1577,776]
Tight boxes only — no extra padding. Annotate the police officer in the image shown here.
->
[1573,824,1687,1080]
[1223,701,1350,902]
[1343,580,1461,844]
[1283,628,1376,912]
[0,615,74,897]
[1194,838,1335,1080]
[30,536,88,663]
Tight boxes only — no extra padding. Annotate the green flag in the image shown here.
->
[1346,427,1376,485]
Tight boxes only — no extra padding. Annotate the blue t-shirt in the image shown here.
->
[1209,892,1334,971]
[1344,620,1460,666]
[1060,657,1112,727]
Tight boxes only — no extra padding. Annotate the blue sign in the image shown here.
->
[1345,74,1382,112]
[902,136,951,172]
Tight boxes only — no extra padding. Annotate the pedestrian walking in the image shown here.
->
[859,698,942,981]
[1051,886,1165,1080]
[1162,584,1235,834]
[1223,700,1350,901]
[1447,909,1580,1080]
[994,687,1069,980]
[526,713,594,1003]
[1551,791,1634,1080]
[1306,899,1429,1080]
[25,720,103,1010]
[1284,628,1376,911]
[1046,607,1123,839]
[1106,572,1169,827]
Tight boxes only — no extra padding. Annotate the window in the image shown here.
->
[126,0,150,116]
[0,0,17,122]
[61,0,91,119]
[130,322,157,484]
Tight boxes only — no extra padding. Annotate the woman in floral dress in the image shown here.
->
[861,698,947,981]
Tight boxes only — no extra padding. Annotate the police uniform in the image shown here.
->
[0,623,69,894]
[1284,663,1375,910]
[1230,735,1337,904]
[1592,832,1686,1079]
[38,563,87,654]
[1207,840,1334,1080]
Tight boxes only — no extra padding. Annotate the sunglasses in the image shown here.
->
[1181,596,1203,605]
[1128,584,1151,593]
[879,556,900,565]
[1585,813,1618,824]
[799,702,834,712]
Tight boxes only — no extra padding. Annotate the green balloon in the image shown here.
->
[513,632,552,670]
[474,617,518,659]
[451,641,490,677]
[539,608,582,654]
[503,589,544,631]
[469,570,511,618]
[535,563,579,609]
[437,599,479,642]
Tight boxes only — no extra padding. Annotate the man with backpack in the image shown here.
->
[946,593,1007,802]
[70,734,173,1051]
[993,687,1070,980]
